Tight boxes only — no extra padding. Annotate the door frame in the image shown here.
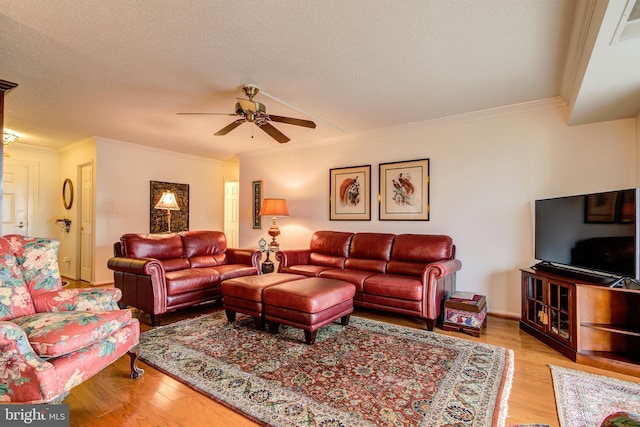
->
[223,179,240,248]
[2,158,39,236]
[76,161,94,283]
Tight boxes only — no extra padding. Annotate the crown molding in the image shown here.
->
[240,97,568,160]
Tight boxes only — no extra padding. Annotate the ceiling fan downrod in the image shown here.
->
[242,84,259,101]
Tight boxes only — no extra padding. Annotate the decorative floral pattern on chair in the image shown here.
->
[14,310,133,358]
[0,235,142,404]
[32,287,122,313]
[0,240,36,321]
[4,235,63,294]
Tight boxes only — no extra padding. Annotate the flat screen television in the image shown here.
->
[534,188,639,287]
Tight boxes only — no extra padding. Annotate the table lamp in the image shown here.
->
[259,198,289,252]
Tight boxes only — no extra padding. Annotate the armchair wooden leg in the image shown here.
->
[150,314,163,327]
[128,345,144,379]
[340,314,351,326]
[425,318,435,331]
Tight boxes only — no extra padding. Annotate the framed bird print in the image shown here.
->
[329,165,371,220]
[379,158,430,220]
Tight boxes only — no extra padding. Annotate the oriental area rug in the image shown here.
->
[139,311,514,427]
[550,365,640,427]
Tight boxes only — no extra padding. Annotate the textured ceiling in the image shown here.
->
[1,1,638,162]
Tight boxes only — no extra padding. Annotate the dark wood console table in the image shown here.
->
[520,268,640,376]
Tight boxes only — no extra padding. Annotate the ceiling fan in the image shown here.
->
[177,85,316,143]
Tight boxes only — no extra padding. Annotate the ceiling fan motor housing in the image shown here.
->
[180,84,315,143]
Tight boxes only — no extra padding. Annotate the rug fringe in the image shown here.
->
[496,349,515,427]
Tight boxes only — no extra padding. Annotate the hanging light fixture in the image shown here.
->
[3,129,20,146]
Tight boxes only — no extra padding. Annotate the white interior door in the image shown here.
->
[224,181,239,247]
[80,163,94,282]
[2,163,30,236]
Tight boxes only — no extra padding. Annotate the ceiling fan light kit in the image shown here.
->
[179,85,316,144]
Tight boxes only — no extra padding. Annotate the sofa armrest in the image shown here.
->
[107,257,164,276]
[422,259,463,320]
[425,259,462,278]
[275,249,311,269]
[31,288,122,313]
[226,248,262,270]
[0,321,58,403]
[107,257,167,314]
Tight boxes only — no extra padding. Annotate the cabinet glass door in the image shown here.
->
[526,276,546,329]
[548,281,571,344]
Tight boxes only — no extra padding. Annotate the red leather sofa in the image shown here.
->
[108,230,261,326]
[276,231,462,330]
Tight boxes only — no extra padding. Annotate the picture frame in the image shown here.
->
[379,158,430,221]
[585,191,617,223]
[329,164,371,221]
[252,180,263,229]
[150,180,189,233]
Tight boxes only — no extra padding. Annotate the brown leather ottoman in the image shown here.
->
[263,277,356,344]
[221,273,305,329]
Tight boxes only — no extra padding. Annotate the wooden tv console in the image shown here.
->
[520,268,640,376]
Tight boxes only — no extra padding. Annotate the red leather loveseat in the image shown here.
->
[276,231,462,330]
[108,230,261,326]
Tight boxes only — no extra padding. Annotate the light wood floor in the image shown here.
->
[64,281,640,427]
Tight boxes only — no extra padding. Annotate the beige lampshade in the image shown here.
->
[154,191,180,210]
[259,198,289,216]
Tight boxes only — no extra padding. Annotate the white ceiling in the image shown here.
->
[1,1,639,163]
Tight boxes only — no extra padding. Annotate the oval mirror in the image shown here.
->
[63,179,74,210]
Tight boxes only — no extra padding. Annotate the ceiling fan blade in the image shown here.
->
[214,119,245,136]
[257,122,290,143]
[268,115,316,129]
[177,112,235,116]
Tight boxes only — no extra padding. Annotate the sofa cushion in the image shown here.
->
[363,273,423,300]
[121,233,183,259]
[344,258,387,273]
[309,231,353,258]
[160,258,191,272]
[309,253,347,268]
[0,237,36,321]
[280,264,331,277]
[4,235,63,295]
[391,234,453,263]
[211,264,257,281]
[349,233,395,260]
[13,309,133,358]
[340,233,393,273]
[318,268,375,292]
[386,260,427,277]
[165,268,221,296]
[181,230,228,267]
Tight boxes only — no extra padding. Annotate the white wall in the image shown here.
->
[54,137,239,284]
[58,138,97,281]
[3,144,60,238]
[238,99,637,317]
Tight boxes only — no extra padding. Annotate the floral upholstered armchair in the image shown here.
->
[0,235,143,404]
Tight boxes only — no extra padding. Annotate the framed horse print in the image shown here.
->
[329,165,371,221]
[379,158,430,221]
